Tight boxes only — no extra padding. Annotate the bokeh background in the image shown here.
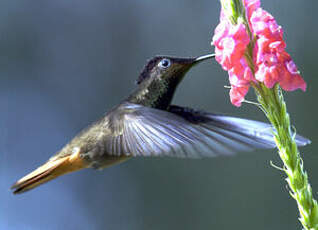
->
[1,1,317,229]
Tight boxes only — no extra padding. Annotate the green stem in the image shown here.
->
[253,84,318,230]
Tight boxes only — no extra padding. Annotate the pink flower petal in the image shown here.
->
[279,61,307,91]
[230,86,249,107]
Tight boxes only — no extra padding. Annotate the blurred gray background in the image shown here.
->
[1,1,317,229]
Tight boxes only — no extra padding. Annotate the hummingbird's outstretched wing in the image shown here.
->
[105,103,309,158]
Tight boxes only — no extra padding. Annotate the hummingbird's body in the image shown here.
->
[12,54,310,194]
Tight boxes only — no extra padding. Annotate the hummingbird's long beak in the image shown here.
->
[194,54,215,63]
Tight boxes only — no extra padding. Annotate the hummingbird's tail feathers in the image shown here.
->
[11,150,88,194]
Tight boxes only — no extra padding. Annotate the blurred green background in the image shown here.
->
[1,1,317,229]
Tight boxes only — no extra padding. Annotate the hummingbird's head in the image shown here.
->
[130,54,215,109]
[136,54,215,85]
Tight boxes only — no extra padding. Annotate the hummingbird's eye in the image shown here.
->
[158,58,171,69]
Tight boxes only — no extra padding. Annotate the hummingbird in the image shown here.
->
[11,54,310,194]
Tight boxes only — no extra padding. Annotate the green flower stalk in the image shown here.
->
[212,0,318,229]
[255,84,318,230]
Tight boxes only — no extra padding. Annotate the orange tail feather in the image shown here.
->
[11,150,88,194]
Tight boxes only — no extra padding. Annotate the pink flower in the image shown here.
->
[213,12,250,71]
[252,9,306,92]
[230,86,249,107]
[229,58,255,86]
[212,0,307,106]
[243,0,260,29]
